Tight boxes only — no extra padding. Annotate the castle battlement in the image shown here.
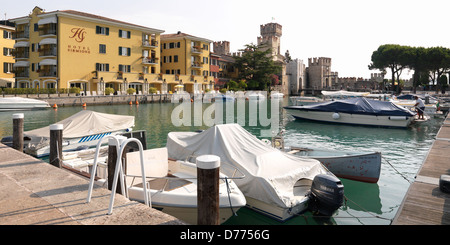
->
[260,23,282,37]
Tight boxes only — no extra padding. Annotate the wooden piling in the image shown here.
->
[196,155,220,225]
[12,113,24,152]
[49,124,63,168]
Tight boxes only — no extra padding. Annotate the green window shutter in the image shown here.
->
[127,48,131,56]
[119,47,122,55]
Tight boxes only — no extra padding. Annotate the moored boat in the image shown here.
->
[166,124,344,221]
[21,110,134,157]
[125,147,246,224]
[287,146,381,183]
[0,97,50,111]
[284,97,416,128]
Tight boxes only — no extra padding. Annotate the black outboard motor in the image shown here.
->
[308,174,344,216]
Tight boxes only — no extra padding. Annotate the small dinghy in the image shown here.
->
[287,147,381,183]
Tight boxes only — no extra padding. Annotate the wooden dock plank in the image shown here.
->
[393,113,450,225]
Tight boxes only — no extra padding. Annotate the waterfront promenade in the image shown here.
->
[0,143,185,225]
[393,113,450,225]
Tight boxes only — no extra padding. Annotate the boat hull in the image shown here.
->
[0,97,50,111]
[292,149,381,183]
[127,178,246,225]
[245,196,309,222]
[285,108,414,128]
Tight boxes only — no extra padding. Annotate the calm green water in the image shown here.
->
[0,98,443,225]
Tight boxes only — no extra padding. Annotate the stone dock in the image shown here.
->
[0,143,186,225]
[393,113,450,225]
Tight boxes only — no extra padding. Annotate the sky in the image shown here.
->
[2,0,449,79]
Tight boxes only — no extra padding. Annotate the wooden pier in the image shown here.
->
[393,113,450,225]
[0,142,186,225]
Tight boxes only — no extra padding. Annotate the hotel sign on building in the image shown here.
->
[9,6,214,94]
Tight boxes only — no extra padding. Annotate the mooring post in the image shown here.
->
[107,135,127,194]
[12,113,24,152]
[196,154,220,225]
[49,124,63,168]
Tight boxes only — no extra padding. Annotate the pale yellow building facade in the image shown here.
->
[160,32,214,93]
[10,6,213,94]
[1,22,15,87]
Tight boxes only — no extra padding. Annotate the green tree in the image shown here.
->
[423,46,450,93]
[369,44,409,94]
[233,43,281,91]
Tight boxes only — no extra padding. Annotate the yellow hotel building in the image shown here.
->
[160,32,214,93]
[10,6,214,94]
[1,21,15,87]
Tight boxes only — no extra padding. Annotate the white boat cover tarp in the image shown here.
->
[166,124,327,209]
[24,110,134,138]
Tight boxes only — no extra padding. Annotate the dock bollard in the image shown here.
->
[107,136,127,194]
[196,155,220,225]
[12,113,24,152]
[49,124,63,168]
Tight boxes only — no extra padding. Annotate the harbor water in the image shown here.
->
[0,98,443,225]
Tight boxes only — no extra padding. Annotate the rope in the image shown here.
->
[382,156,412,183]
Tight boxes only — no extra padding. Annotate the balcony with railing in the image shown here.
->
[142,39,158,48]
[39,66,57,78]
[191,61,202,69]
[142,57,158,65]
[191,47,202,55]
[15,68,29,78]
[14,48,30,59]
[13,31,29,40]
[39,23,57,36]
[39,45,57,57]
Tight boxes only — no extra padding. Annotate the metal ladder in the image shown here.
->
[85,135,150,215]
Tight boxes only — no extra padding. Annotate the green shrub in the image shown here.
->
[127,88,136,95]
[148,87,157,94]
[105,87,115,95]
[69,87,81,94]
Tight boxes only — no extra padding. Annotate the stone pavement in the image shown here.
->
[0,143,186,225]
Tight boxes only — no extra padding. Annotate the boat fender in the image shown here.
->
[388,116,407,121]
[332,113,340,120]
[308,174,344,216]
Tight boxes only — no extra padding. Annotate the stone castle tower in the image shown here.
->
[257,23,282,59]
[307,57,332,89]
[213,41,231,55]
[257,23,288,94]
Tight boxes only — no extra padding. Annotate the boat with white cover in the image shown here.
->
[166,124,344,221]
[21,110,134,157]
[284,97,416,128]
[0,97,50,111]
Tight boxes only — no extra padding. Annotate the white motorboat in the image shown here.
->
[287,147,382,183]
[22,110,134,157]
[270,92,284,99]
[391,99,442,117]
[166,124,344,221]
[0,97,50,111]
[246,91,266,101]
[125,147,246,224]
[289,96,323,106]
[284,97,416,128]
